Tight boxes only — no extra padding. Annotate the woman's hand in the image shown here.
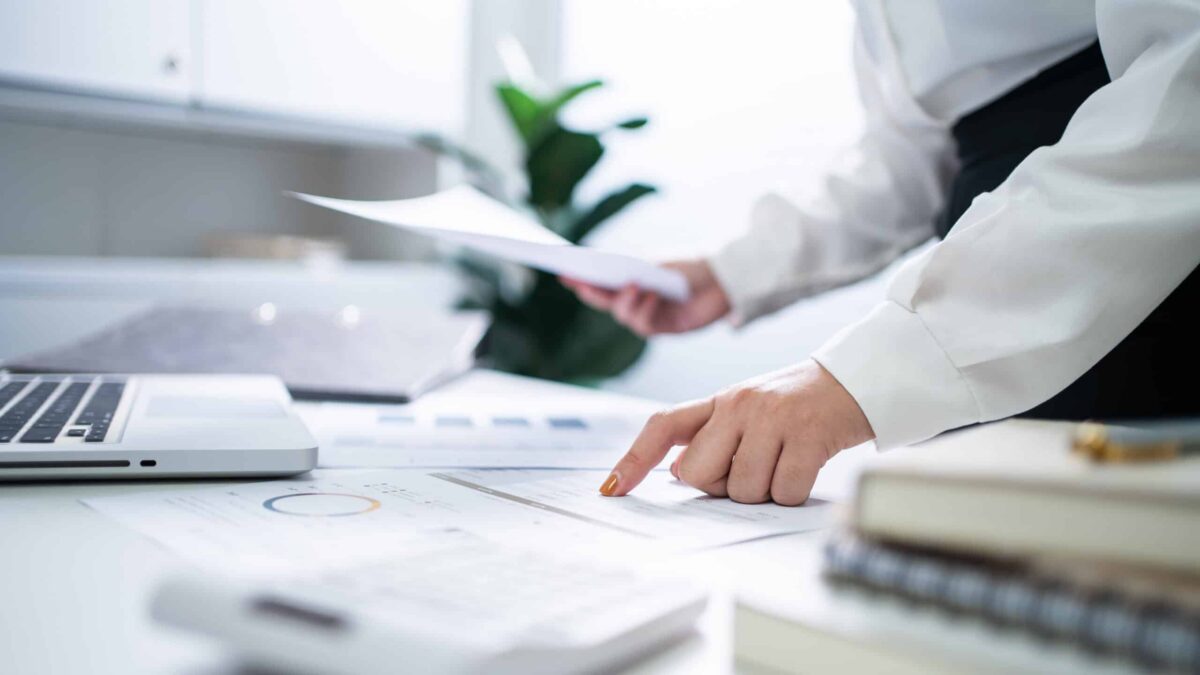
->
[598,360,874,505]
[560,259,731,336]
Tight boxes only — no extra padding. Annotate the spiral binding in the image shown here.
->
[823,535,1200,674]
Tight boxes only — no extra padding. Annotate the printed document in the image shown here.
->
[83,468,832,571]
[436,469,832,550]
[291,186,690,301]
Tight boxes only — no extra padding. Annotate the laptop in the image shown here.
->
[0,373,316,480]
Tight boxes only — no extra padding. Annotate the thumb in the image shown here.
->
[600,398,714,496]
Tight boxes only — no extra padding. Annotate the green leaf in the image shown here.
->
[565,183,657,243]
[544,80,604,117]
[525,129,604,210]
[481,273,645,380]
[495,83,543,145]
[543,301,647,379]
[497,80,605,150]
[614,117,648,130]
[529,80,606,148]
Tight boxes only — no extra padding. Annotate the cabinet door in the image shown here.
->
[199,0,468,136]
[0,0,191,103]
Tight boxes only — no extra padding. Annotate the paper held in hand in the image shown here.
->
[291,185,690,302]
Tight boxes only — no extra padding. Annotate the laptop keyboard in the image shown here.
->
[0,377,125,444]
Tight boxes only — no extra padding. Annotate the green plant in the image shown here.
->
[433,78,657,382]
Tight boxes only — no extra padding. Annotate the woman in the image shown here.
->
[563,0,1200,504]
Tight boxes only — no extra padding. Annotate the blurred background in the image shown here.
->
[0,0,898,402]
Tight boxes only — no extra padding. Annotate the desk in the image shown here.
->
[0,367,872,674]
[0,255,870,674]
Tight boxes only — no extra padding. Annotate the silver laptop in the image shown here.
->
[0,373,316,480]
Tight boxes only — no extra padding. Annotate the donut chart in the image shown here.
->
[262,492,381,517]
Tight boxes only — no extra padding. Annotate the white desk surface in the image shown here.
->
[0,256,869,674]
[0,367,869,675]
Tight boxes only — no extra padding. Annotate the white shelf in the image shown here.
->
[0,82,433,150]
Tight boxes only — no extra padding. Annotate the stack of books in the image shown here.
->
[736,420,1200,674]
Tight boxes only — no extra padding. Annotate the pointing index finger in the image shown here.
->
[600,398,714,497]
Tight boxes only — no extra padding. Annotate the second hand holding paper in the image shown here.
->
[291,186,690,302]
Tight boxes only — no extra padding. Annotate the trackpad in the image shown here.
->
[146,396,286,419]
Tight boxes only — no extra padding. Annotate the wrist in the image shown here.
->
[812,360,875,451]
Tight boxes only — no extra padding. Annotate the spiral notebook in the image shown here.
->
[821,535,1200,673]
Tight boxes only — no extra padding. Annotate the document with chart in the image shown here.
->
[83,468,832,571]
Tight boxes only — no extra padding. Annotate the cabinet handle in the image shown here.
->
[163,55,181,74]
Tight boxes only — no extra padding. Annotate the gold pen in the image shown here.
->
[1072,419,1200,463]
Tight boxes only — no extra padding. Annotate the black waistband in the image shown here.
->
[936,41,1110,238]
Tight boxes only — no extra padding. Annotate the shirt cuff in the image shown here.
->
[707,193,809,327]
[811,301,981,450]
[707,241,760,328]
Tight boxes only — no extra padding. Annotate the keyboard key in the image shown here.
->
[75,382,125,427]
[66,429,86,437]
[21,380,92,444]
[0,381,30,410]
[20,433,58,443]
[0,381,60,442]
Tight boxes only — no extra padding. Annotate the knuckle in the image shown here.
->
[678,460,718,488]
[727,480,768,504]
[677,462,702,486]
[776,462,807,486]
[730,387,756,406]
[770,485,810,507]
[645,410,672,430]
[618,447,647,468]
[764,391,789,415]
[770,466,813,506]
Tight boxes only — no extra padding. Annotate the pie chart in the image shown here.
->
[262,492,381,517]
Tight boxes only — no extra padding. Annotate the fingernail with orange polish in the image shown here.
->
[599,472,620,496]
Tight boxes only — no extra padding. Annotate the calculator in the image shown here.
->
[151,530,708,674]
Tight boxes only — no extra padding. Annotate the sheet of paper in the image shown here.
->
[291,186,690,301]
[297,393,665,469]
[437,469,832,549]
[83,468,832,572]
[83,469,635,572]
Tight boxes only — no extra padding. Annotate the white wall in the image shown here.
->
[556,1,898,402]
[560,1,862,259]
[465,0,563,181]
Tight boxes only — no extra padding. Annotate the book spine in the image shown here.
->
[823,536,1200,674]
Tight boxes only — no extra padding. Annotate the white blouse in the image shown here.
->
[708,0,1200,449]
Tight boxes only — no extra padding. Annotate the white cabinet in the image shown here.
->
[0,0,192,103]
[198,0,468,136]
